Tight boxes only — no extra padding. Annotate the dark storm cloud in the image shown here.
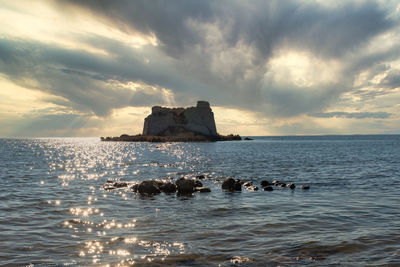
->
[61,0,215,58]
[1,0,399,118]
[63,0,392,60]
[381,69,400,89]
[221,1,393,61]
[311,111,391,119]
[0,38,203,116]
[55,0,397,115]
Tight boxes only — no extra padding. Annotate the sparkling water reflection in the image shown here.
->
[0,136,400,266]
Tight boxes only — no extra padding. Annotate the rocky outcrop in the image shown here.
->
[159,182,177,193]
[101,134,241,142]
[221,177,242,191]
[143,101,218,137]
[101,101,242,142]
[102,176,310,197]
[175,178,197,195]
[136,180,161,195]
[242,181,259,191]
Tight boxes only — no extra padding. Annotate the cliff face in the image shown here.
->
[143,101,218,137]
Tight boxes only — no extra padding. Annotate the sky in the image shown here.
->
[1,0,400,137]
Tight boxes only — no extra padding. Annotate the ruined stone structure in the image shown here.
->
[142,101,218,137]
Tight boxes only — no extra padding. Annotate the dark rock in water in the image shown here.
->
[272,180,280,185]
[143,101,218,137]
[300,185,310,190]
[242,181,258,191]
[260,180,271,187]
[194,180,203,187]
[263,186,274,191]
[287,183,296,189]
[176,178,196,194]
[195,187,211,192]
[222,177,235,190]
[131,180,177,194]
[114,182,128,188]
[221,177,242,191]
[103,184,116,190]
[103,181,128,190]
[242,181,253,187]
[131,183,139,192]
[196,175,205,180]
[153,180,165,188]
[247,185,259,191]
[230,256,254,264]
[101,101,242,142]
[159,182,176,193]
[244,137,253,140]
[234,180,242,191]
[137,180,161,195]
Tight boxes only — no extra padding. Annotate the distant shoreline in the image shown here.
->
[0,134,399,139]
[100,134,242,142]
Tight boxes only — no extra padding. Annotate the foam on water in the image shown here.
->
[0,136,399,266]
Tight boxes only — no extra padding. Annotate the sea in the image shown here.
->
[0,135,399,266]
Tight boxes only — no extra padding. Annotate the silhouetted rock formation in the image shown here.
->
[143,101,217,137]
[101,101,242,142]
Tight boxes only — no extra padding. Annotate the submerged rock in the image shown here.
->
[242,181,258,191]
[114,182,128,188]
[263,186,274,191]
[221,177,242,191]
[175,178,196,194]
[272,180,280,185]
[194,180,203,187]
[195,187,211,192]
[131,183,139,192]
[233,180,242,191]
[159,182,176,193]
[103,181,128,190]
[137,180,161,195]
[221,177,234,190]
[247,185,259,191]
[242,181,253,187]
[230,256,254,264]
[287,183,296,189]
[260,180,271,187]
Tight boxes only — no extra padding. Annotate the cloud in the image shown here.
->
[49,0,397,116]
[0,38,180,116]
[311,111,391,119]
[380,69,400,89]
[1,0,400,137]
[60,0,215,57]
[64,0,393,59]
[0,110,93,137]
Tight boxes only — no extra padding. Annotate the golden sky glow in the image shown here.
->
[1,0,400,136]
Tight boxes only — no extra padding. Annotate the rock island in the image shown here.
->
[101,101,241,142]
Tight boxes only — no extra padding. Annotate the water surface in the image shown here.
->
[0,135,399,266]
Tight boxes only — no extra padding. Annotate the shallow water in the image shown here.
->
[0,135,400,266]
